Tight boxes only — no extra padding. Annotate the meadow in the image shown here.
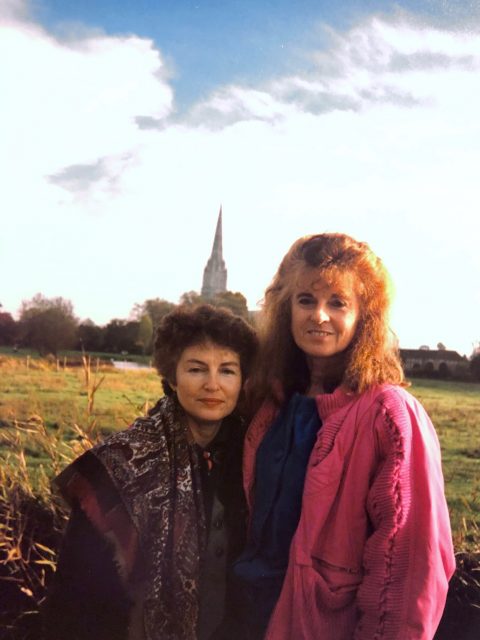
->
[405,378,480,537]
[0,354,160,442]
[0,354,479,638]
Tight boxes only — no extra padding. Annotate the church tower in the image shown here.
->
[201,207,227,299]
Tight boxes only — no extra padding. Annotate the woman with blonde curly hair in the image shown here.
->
[234,233,455,639]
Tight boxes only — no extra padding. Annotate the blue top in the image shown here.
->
[234,393,321,585]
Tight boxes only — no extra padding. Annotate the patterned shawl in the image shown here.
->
[57,395,207,640]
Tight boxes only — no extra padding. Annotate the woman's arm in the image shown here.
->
[42,505,132,640]
[354,389,455,640]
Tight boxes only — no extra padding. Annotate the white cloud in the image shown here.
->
[190,16,480,124]
[1,8,480,355]
[1,7,172,200]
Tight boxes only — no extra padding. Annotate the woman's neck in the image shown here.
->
[306,353,346,397]
[187,417,222,448]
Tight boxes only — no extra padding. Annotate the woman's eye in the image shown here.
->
[297,295,315,306]
[329,298,346,308]
[220,368,238,376]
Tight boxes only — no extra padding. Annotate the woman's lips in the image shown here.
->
[198,398,224,406]
[307,329,333,336]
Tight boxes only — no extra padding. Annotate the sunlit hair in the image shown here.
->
[154,304,258,396]
[249,233,405,406]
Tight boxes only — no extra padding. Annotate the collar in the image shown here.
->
[314,385,357,421]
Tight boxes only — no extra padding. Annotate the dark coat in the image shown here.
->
[42,397,247,640]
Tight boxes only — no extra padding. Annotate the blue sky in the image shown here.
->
[1,0,480,355]
[33,0,476,108]
[35,0,362,108]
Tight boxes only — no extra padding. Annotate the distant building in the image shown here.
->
[400,348,468,377]
[201,207,227,299]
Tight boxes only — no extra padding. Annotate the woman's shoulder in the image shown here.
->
[357,384,435,450]
[370,383,427,418]
[54,397,181,516]
[56,397,175,487]
[356,383,421,413]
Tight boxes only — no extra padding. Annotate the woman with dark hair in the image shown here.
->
[43,305,257,640]
[234,233,455,639]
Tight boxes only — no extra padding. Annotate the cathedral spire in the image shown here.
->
[212,206,223,260]
[201,206,227,299]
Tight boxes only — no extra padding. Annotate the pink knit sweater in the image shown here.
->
[243,384,455,639]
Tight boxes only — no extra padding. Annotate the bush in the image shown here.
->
[470,354,480,382]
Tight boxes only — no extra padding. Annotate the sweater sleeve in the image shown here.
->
[354,390,455,640]
[42,505,132,640]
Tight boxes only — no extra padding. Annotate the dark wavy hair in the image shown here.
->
[154,304,258,395]
[249,233,405,406]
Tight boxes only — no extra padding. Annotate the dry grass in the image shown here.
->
[0,356,106,638]
[0,419,88,628]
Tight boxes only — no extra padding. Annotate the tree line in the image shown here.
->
[3,294,480,381]
[0,291,251,357]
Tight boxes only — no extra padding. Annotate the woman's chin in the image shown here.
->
[186,408,231,429]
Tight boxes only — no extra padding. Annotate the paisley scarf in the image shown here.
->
[56,395,207,640]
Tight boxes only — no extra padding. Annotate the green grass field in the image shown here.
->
[405,378,480,538]
[0,356,160,432]
[0,354,479,541]
[0,355,161,483]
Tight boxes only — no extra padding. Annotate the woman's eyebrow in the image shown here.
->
[185,358,240,367]
[330,289,350,299]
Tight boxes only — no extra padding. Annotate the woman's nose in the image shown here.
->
[203,373,220,390]
[311,304,329,323]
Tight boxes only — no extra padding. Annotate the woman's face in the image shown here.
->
[172,341,242,428]
[290,270,361,361]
